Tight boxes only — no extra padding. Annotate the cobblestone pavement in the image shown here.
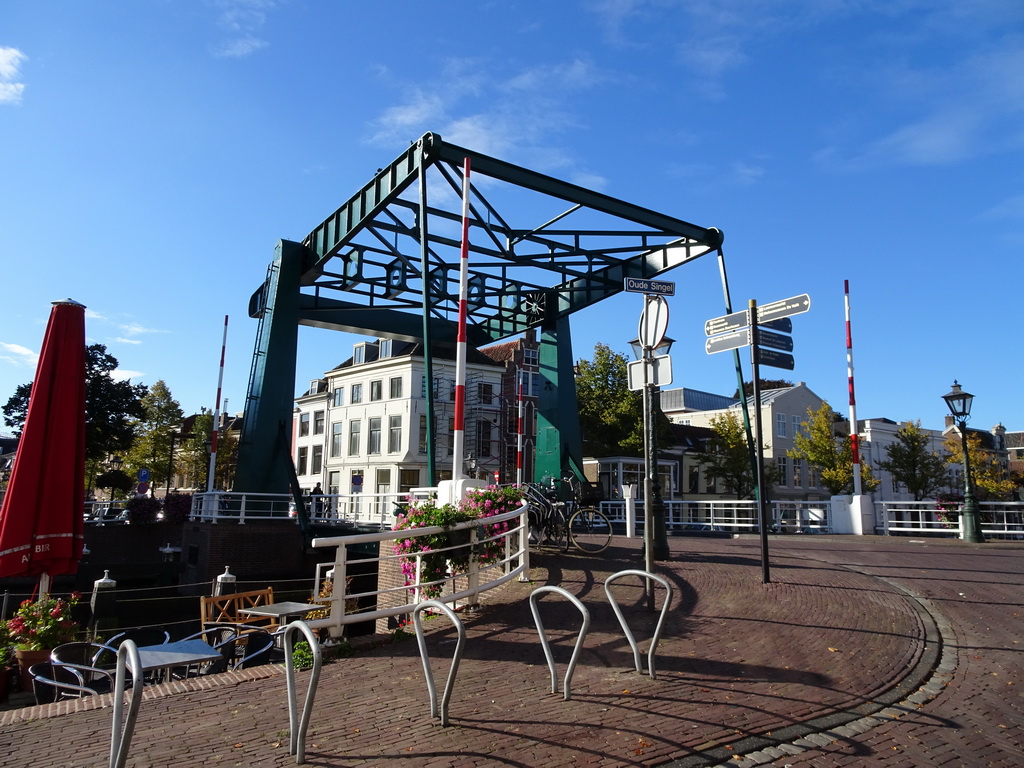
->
[0,535,1020,767]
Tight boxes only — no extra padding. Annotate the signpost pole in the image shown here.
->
[748,300,771,584]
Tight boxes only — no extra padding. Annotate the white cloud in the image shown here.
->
[114,337,143,345]
[118,322,168,337]
[979,194,1024,221]
[112,369,144,382]
[211,0,275,58]
[0,47,27,105]
[0,342,37,368]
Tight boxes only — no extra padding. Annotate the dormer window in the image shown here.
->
[310,380,319,395]
[379,338,392,359]
[353,343,366,365]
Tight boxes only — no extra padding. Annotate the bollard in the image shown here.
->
[213,566,236,596]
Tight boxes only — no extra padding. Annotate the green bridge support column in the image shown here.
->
[535,315,583,485]
[234,239,304,495]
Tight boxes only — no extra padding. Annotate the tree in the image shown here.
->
[943,430,1014,501]
[123,379,185,487]
[574,343,644,456]
[733,379,794,399]
[877,421,949,500]
[3,343,147,465]
[178,411,213,489]
[697,411,757,498]
[788,401,879,495]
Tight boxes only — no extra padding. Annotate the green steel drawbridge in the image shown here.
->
[234,132,722,494]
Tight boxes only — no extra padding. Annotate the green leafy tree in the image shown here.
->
[788,401,879,495]
[877,421,949,500]
[697,411,778,498]
[178,411,213,489]
[2,343,147,468]
[944,430,1014,501]
[575,343,644,455]
[123,379,185,487]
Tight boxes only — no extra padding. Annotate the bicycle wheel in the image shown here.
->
[549,512,569,552]
[569,508,612,554]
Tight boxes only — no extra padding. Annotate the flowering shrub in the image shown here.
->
[461,485,525,566]
[126,495,162,525]
[4,594,81,651]
[393,486,526,599]
[162,492,193,524]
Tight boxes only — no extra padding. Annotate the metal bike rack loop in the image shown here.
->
[412,600,466,726]
[528,586,591,701]
[283,621,323,764]
[604,569,673,680]
[110,639,143,768]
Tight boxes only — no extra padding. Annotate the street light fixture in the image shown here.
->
[942,381,984,543]
[109,456,123,503]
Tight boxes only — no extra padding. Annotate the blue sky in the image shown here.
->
[2,0,1021,436]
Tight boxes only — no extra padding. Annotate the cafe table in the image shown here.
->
[134,639,223,682]
[238,601,327,623]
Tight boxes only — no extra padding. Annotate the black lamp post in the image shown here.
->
[629,333,674,564]
[109,455,123,503]
[942,381,984,544]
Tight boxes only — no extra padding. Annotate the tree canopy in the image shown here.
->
[877,420,949,500]
[2,343,147,464]
[788,401,878,495]
[123,379,185,487]
[697,411,758,498]
[944,429,1015,501]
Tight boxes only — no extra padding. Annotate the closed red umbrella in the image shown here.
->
[0,299,86,591]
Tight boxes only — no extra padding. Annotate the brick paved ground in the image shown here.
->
[0,534,1020,767]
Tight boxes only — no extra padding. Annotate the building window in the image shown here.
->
[299,412,310,437]
[776,413,787,438]
[370,380,382,401]
[478,382,493,405]
[311,445,323,475]
[297,446,308,475]
[313,410,325,435]
[348,420,361,455]
[309,380,320,395]
[418,414,428,454]
[368,417,382,454]
[351,470,363,493]
[400,469,419,493]
[331,422,343,457]
[333,387,344,407]
[388,414,402,453]
[523,348,539,367]
[447,417,455,455]
[351,383,363,404]
[793,458,803,488]
[777,456,789,486]
[521,371,541,398]
[353,344,366,365]
[478,419,495,457]
[389,376,403,399]
[379,338,392,358]
[792,414,801,437]
[328,471,340,495]
[689,468,699,493]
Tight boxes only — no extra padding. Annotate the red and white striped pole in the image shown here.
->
[845,281,862,496]
[206,315,228,493]
[451,157,471,480]
[516,370,524,486]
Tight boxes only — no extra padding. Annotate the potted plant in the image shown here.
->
[161,492,193,524]
[0,624,14,703]
[125,495,162,525]
[4,593,82,690]
[392,499,475,599]
[461,485,526,566]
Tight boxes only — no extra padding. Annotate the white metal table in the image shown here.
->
[238,601,326,623]
[134,639,222,682]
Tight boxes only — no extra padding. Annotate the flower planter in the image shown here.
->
[15,648,51,692]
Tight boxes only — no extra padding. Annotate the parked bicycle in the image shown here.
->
[525,475,612,554]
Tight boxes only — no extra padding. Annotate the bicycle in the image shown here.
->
[526,475,613,554]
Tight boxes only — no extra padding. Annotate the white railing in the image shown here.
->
[600,499,833,534]
[189,490,421,527]
[305,501,530,638]
[879,501,1024,539]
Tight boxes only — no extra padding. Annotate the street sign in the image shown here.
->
[638,295,669,349]
[704,310,748,337]
[705,328,751,355]
[138,468,150,482]
[624,277,675,295]
[759,317,792,333]
[137,481,149,495]
[627,355,673,390]
[756,293,811,325]
[757,347,795,370]
[756,328,794,352]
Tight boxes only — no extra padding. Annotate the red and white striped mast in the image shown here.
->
[451,157,471,480]
[845,281,862,496]
[516,370,524,486]
[206,315,228,493]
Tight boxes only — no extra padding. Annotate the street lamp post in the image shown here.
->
[942,381,985,544]
[109,455,123,504]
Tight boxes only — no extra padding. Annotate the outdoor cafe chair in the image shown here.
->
[237,629,276,670]
[50,642,119,694]
[29,661,97,705]
[107,627,171,649]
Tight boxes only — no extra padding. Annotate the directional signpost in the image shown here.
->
[703,292,811,585]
